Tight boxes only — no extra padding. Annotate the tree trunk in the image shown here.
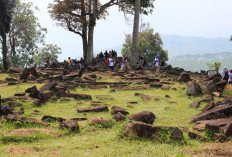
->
[82,34,88,61]
[131,0,141,67]
[2,33,9,71]
[86,0,97,64]
[81,0,88,61]
[86,25,94,64]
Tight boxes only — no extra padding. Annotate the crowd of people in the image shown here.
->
[45,50,165,73]
[222,67,232,84]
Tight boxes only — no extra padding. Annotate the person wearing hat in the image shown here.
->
[229,69,232,84]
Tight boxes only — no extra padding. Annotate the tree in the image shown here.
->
[49,0,155,63]
[0,0,16,71]
[8,0,47,67]
[230,36,232,41]
[206,62,221,73]
[34,44,62,67]
[121,23,168,63]
[130,0,140,67]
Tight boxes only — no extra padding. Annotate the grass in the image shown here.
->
[0,73,220,156]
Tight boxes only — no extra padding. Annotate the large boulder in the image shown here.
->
[186,82,202,96]
[128,111,156,124]
[178,72,191,83]
[205,80,227,94]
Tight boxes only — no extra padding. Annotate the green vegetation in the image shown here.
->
[0,72,213,156]
[122,23,168,63]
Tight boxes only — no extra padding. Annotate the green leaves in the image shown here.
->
[121,23,168,63]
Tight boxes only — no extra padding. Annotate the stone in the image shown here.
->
[165,94,171,98]
[6,114,50,126]
[128,111,156,124]
[188,131,209,142]
[113,112,126,122]
[61,120,79,131]
[224,123,232,137]
[170,127,183,140]
[150,82,162,88]
[205,80,227,94]
[111,106,129,115]
[191,105,232,123]
[213,133,228,142]
[14,93,26,97]
[122,121,160,138]
[90,117,110,125]
[42,115,66,123]
[142,95,151,102]
[3,129,61,137]
[200,95,214,103]
[205,123,220,132]
[40,82,57,93]
[190,101,201,108]
[178,72,191,83]
[186,83,202,96]
[202,101,214,112]
[77,105,109,113]
[0,105,15,116]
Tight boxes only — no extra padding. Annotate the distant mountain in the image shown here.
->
[168,52,232,72]
[162,35,232,56]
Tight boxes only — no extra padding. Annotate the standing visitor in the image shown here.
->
[108,56,114,70]
[154,55,160,73]
[46,57,50,67]
[229,69,232,84]
[222,67,229,82]
[121,57,127,70]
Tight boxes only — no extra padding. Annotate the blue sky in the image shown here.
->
[25,0,232,61]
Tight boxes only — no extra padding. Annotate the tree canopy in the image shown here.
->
[122,23,168,63]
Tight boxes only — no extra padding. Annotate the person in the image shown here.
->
[46,57,50,67]
[139,56,144,66]
[222,67,229,81]
[99,52,104,60]
[104,51,109,59]
[154,55,160,73]
[121,57,127,70]
[108,56,114,70]
[80,58,86,67]
[229,69,232,84]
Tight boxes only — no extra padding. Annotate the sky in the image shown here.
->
[24,0,232,61]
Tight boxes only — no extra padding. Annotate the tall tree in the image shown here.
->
[130,0,140,67]
[0,0,16,71]
[8,0,47,67]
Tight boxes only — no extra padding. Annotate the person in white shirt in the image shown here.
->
[108,56,114,70]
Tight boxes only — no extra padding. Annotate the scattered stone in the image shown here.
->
[212,92,221,97]
[142,95,151,102]
[61,120,79,131]
[42,115,66,123]
[111,106,129,115]
[14,93,26,97]
[170,127,183,140]
[6,114,49,126]
[128,111,156,124]
[3,129,61,137]
[178,72,191,83]
[202,101,214,112]
[213,133,228,142]
[70,118,87,121]
[186,82,202,96]
[40,82,57,93]
[224,124,232,137]
[188,131,209,142]
[113,112,126,122]
[90,117,110,125]
[77,105,109,113]
[200,95,214,103]
[190,101,201,108]
[154,97,160,101]
[127,101,138,104]
[165,94,171,98]
[150,82,162,88]
[122,121,160,138]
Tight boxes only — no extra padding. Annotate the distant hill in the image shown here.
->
[162,35,232,56]
[168,52,232,72]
